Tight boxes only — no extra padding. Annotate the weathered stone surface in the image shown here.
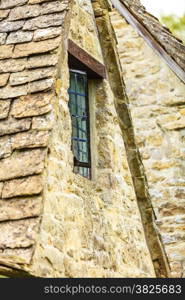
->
[27,53,58,69]
[0,136,11,159]
[11,92,53,118]
[152,160,176,170]
[0,84,27,99]
[41,1,68,14]
[0,149,46,181]
[164,97,185,106]
[161,233,185,245]
[157,112,185,130]
[0,20,24,32]
[0,32,7,44]
[0,58,26,73]
[34,27,61,41]
[174,188,185,199]
[23,13,65,30]
[0,0,167,279]
[0,10,10,21]
[13,37,61,57]
[8,4,40,21]
[0,247,34,265]
[28,78,54,93]
[32,113,54,130]
[28,0,58,5]
[158,201,185,217]
[0,218,40,249]
[11,130,49,149]
[10,67,54,85]
[0,73,9,87]
[20,1,157,279]
[6,30,33,44]
[0,100,11,119]
[0,197,42,221]
[8,1,66,20]
[0,45,13,59]
[0,0,28,9]
[2,175,43,198]
[163,119,185,130]
[0,117,31,136]
[0,182,3,197]
[110,10,185,278]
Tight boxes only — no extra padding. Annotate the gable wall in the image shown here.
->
[110,10,185,277]
[26,0,156,277]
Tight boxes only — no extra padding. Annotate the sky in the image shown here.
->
[141,0,185,17]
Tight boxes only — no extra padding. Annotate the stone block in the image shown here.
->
[11,130,49,150]
[159,201,185,217]
[0,32,7,44]
[0,73,9,87]
[0,117,31,136]
[28,78,54,93]
[0,182,3,197]
[0,136,11,159]
[175,188,185,199]
[8,4,40,21]
[13,37,61,57]
[10,67,54,86]
[6,30,33,44]
[0,45,13,59]
[27,53,58,69]
[0,0,28,9]
[0,100,11,119]
[146,133,163,147]
[0,218,40,249]
[41,1,68,15]
[0,247,34,265]
[23,13,65,30]
[0,20,24,32]
[0,148,46,181]
[0,58,26,73]
[178,107,185,116]
[2,175,43,198]
[164,119,185,130]
[33,27,61,41]
[0,84,27,99]
[0,10,10,21]
[32,113,54,130]
[157,113,180,125]
[28,0,57,4]
[151,160,175,170]
[11,92,53,118]
[161,233,185,245]
[0,196,42,221]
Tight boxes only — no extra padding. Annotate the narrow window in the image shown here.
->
[68,69,91,179]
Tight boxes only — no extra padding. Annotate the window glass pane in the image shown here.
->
[68,70,91,179]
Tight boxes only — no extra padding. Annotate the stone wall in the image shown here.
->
[0,0,69,275]
[24,0,156,277]
[110,10,185,277]
[0,0,160,278]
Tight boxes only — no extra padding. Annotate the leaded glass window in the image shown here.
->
[68,69,91,179]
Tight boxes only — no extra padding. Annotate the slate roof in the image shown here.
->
[0,0,68,273]
[111,0,185,83]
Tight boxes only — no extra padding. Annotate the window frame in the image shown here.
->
[68,69,92,179]
[67,39,106,179]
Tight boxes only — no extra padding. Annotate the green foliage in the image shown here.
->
[160,14,185,44]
